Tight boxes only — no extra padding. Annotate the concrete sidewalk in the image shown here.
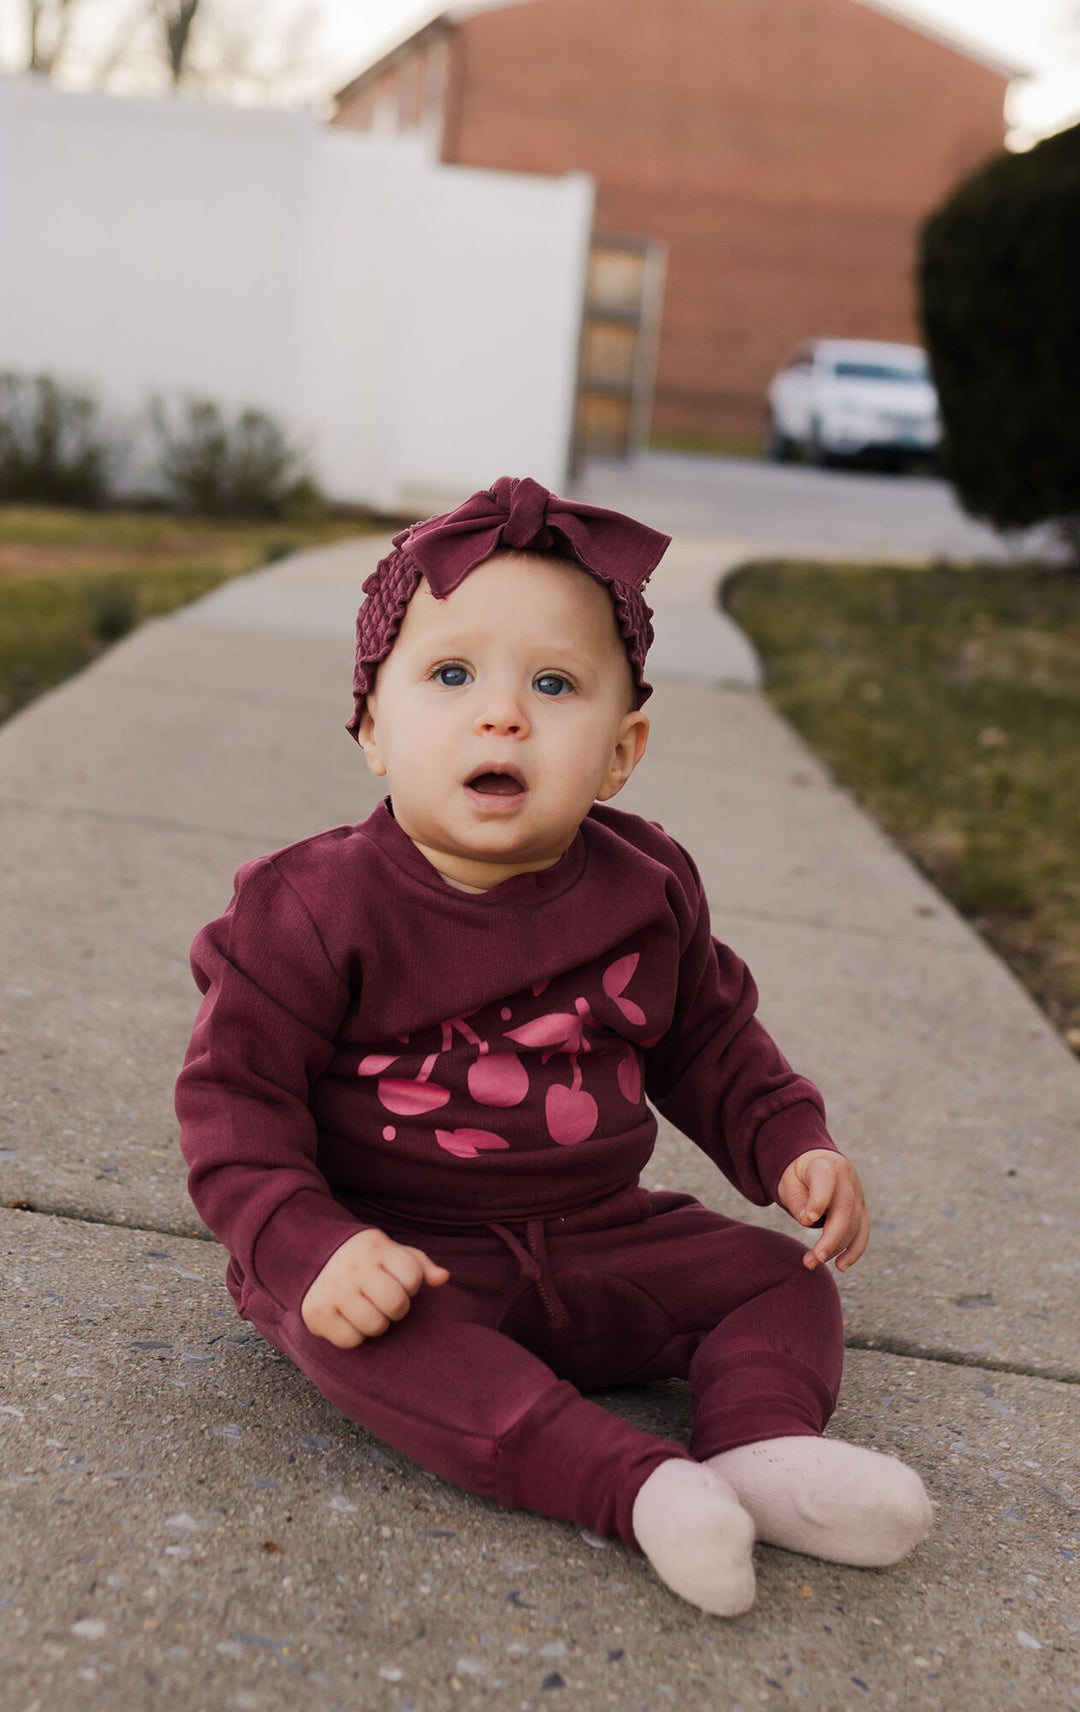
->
[1,531,1077,1712]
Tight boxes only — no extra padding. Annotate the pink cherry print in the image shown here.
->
[506,1002,594,1060]
[450,1015,481,1047]
[435,1127,511,1158]
[617,1050,642,1104]
[545,1055,597,1144]
[444,1015,530,1106]
[545,1083,598,1145]
[358,1053,398,1076]
[377,1077,450,1115]
[603,954,647,1027]
[376,1049,449,1114]
[603,953,639,996]
[468,1049,529,1106]
[506,1013,580,1049]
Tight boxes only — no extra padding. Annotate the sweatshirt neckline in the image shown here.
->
[363,798,588,905]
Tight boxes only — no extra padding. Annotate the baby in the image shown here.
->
[176,476,931,1616]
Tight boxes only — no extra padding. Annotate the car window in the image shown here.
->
[832,360,929,382]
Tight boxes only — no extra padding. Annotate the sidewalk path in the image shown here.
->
[2,527,1077,1711]
[574,450,1059,561]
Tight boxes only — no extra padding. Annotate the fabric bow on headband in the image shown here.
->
[346,476,671,738]
[406,475,669,596]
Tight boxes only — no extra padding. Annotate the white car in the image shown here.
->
[765,339,941,468]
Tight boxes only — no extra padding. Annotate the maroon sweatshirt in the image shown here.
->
[176,800,835,1314]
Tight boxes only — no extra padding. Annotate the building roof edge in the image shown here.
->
[854,0,1032,81]
[333,1,539,105]
[334,0,1031,108]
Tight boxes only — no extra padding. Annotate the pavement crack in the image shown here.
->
[710,899,966,949]
[3,1200,212,1245]
[844,1333,1079,1387]
[0,794,288,846]
[5,1204,1078,1388]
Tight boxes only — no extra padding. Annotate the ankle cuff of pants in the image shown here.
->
[494,1379,693,1549]
[689,1347,840,1460]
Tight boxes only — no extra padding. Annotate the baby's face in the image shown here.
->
[357,552,649,891]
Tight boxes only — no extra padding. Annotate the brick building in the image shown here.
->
[333,0,1014,444]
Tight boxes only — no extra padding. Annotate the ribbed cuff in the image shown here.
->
[251,1188,369,1312]
[754,1101,838,1204]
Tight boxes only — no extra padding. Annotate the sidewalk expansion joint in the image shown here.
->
[844,1333,1079,1388]
[712,900,974,949]
[0,794,289,847]
[6,1204,1078,1389]
[4,1200,211,1245]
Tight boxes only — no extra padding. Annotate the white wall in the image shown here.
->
[0,77,593,510]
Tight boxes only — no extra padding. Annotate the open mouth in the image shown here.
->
[466,768,526,797]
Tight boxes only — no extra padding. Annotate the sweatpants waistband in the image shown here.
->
[341,1180,666,1244]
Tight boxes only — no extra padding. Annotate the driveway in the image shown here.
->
[573,450,1056,562]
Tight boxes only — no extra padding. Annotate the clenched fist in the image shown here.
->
[300,1227,449,1348]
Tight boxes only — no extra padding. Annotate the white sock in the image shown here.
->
[707,1436,932,1568]
[631,1458,756,1616]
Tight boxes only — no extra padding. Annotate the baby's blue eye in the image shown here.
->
[433,664,471,688]
[535,673,572,697]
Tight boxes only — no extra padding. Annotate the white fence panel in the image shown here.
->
[0,77,593,510]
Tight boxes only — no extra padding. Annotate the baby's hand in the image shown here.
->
[301,1228,449,1348]
[777,1149,870,1273]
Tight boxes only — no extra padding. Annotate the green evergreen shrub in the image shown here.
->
[919,122,1080,555]
[0,373,112,506]
[152,396,323,520]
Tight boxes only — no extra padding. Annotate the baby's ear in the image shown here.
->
[596,711,649,801]
[356,705,388,778]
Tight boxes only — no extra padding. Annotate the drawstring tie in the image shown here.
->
[489,1218,573,1333]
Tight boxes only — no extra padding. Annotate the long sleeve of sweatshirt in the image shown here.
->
[177,856,365,1311]
[642,843,835,1204]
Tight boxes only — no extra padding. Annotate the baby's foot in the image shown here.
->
[707,1436,932,1567]
[632,1459,756,1616]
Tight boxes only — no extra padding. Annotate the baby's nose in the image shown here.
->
[474,690,530,737]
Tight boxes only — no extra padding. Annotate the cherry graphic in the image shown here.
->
[357,1053,397,1076]
[603,954,647,1027]
[545,1079,598,1145]
[468,1049,529,1107]
[377,1078,450,1115]
[446,1014,529,1108]
[617,1049,642,1105]
[545,1055,598,1145]
[435,1127,511,1159]
[373,1050,450,1115]
[506,997,596,1059]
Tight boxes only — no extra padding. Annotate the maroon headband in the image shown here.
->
[346,476,670,740]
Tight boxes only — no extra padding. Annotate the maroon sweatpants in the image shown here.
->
[234,1187,844,1549]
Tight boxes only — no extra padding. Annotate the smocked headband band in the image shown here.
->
[346,476,670,740]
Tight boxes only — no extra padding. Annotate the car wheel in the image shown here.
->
[764,415,795,462]
[806,418,830,468]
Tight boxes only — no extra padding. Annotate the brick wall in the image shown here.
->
[335,0,1007,441]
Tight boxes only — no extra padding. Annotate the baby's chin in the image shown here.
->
[411,823,574,886]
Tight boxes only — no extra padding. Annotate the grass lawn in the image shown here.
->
[649,429,763,460]
[0,505,379,724]
[724,558,1080,1047]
